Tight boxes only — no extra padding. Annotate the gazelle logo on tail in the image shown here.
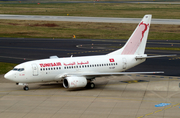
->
[108,15,152,56]
[121,21,149,55]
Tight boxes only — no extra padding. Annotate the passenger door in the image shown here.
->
[32,64,38,76]
[122,58,127,69]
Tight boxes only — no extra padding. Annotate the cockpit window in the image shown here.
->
[13,68,24,71]
[13,68,17,71]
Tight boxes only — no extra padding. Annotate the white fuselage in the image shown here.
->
[5,55,145,83]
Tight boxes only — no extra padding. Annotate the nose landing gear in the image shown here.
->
[23,86,29,91]
[16,83,29,91]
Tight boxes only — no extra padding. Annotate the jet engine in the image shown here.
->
[63,76,87,88]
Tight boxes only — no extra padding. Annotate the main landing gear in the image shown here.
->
[86,82,95,89]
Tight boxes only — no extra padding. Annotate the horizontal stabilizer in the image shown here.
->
[136,54,177,59]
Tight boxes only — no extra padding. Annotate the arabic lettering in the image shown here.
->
[77,61,89,65]
[63,62,76,66]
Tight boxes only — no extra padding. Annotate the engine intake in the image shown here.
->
[63,76,87,88]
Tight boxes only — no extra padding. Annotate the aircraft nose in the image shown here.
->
[4,71,14,81]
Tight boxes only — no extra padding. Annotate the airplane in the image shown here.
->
[4,14,175,91]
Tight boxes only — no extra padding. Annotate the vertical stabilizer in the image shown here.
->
[108,14,152,55]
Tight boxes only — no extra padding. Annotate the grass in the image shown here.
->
[0,19,180,40]
[0,62,17,75]
[0,0,180,3]
[0,3,180,40]
[0,3,180,19]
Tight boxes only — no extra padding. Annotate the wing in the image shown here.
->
[58,71,163,77]
[55,71,164,80]
[78,71,164,77]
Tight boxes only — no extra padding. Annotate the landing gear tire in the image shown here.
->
[90,82,95,89]
[23,86,29,91]
[86,82,95,89]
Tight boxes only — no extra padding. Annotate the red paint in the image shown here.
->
[109,58,115,62]
[19,74,25,76]
[64,62,76,66]
[121,21,149,55]
[139,22,149,42]
[39,62,61,67]
[40,60,90,67]
[77,61,89,65]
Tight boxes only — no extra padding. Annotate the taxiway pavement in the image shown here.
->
[0,74,180,118]
[0,14,180,25]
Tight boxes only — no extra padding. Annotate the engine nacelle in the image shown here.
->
[63,76,87,88]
